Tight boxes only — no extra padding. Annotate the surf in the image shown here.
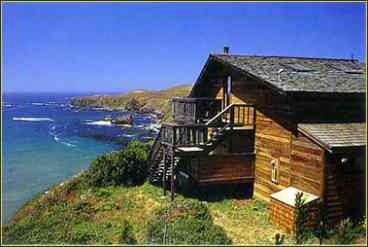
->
[13,117,54,122]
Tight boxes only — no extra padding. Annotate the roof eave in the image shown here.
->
[298,127,334,153]
[298,126,366,154]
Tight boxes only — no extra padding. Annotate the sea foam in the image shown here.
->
[31,102,47,106]
[85,120,113,126]
[13,117,54,122]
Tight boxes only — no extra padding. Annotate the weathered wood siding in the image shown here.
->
[269,198,320,233]
[231,79,260,104]
[290,133,325,196]
[191,154,254,184]
[324,151,366,226]
[209,129,255,154]
[212,80,223,101]
[254,111,326,202]
[254,110,292,201]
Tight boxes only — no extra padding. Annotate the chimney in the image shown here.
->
[223,46,230,55]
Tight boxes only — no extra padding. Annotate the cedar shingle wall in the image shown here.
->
[191,154,254,183]
[254,110,292,201]
[290,133,325,196]
[269,198,320,233]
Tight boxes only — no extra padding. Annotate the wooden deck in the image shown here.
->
[148,101,256,200]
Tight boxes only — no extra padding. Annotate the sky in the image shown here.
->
[2,2,366,93]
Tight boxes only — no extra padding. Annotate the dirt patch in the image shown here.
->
[233,198,256,206]
[66,191,79,203]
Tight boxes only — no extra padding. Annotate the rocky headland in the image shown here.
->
[70,84,193,122]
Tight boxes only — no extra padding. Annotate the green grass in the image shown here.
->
[3,175,367,245]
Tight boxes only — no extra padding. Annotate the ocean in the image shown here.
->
[2,92,159,223]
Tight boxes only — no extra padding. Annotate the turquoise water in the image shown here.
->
[2,93,159,223]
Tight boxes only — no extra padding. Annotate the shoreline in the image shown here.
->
[4,103,161,224]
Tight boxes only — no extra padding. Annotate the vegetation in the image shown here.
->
[86,140,150,187]
[335,218,366,244]
[3,179,367,245]
[313,202,328,244]
[294,192,308,244]
[146,200,231,245]
[71,84,192,121]
[3,140,366,245]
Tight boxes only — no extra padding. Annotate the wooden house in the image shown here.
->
[148,47,366,232]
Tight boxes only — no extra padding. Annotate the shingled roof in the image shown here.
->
[298,123,366,152]
[211,54,366,93]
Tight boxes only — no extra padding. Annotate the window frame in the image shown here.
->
[271,159,279,184]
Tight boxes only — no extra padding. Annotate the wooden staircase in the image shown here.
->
[147,103,255,187]
[324,175,344,226]
[148,123,231,184]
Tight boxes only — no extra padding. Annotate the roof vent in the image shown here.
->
[223,46,230,55]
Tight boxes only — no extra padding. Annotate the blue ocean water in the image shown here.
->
[2,93,159,223]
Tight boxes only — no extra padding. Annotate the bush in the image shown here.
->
[146,200,232,245]
[86,141,150,187]
[120,220,136,244]
[294,192,308,244]
[335,218,365,244]
[125,98,141,111]
[313,202,328,244]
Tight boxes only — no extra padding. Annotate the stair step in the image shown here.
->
[326,201,343,207]
[326,207,343,214]
[327,211,344,218]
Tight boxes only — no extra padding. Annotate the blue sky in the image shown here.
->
[2,2,366,93]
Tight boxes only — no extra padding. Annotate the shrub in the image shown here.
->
[120,220,136,244]
[294,192,308,244]
[146,200,232,245]
[86,140,150,187]
[313,202,328,244]
[125,98,141,111]
[335,218,365,244]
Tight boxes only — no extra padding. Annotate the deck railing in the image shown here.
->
[161,123,208,147]
[172,97,222,124]
[160,103,255,148]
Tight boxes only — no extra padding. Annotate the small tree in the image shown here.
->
[313,201,328,245]
[294,192,308,244]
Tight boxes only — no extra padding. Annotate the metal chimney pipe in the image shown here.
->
[223,46,230,54]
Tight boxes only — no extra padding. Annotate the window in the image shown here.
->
[281,63,314,72]
[271,159,279,184]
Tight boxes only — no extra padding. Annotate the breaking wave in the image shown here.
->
[13,117,54,122]
[144,123,161,132]
[85,120,113,126]
[48,125,77,148]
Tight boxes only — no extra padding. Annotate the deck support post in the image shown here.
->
[162,146,167,196]
[170,146,175,201]
[229,106,234,153]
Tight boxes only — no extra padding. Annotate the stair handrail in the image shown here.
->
[205,103,254,127]
[205,103,234,127]
[148,126,163,162]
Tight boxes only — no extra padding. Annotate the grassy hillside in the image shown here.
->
[2,173,290,245]
[71,84,193,122]
[4,175,366,245]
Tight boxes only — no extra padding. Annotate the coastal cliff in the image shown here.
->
[71,84,192,122]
